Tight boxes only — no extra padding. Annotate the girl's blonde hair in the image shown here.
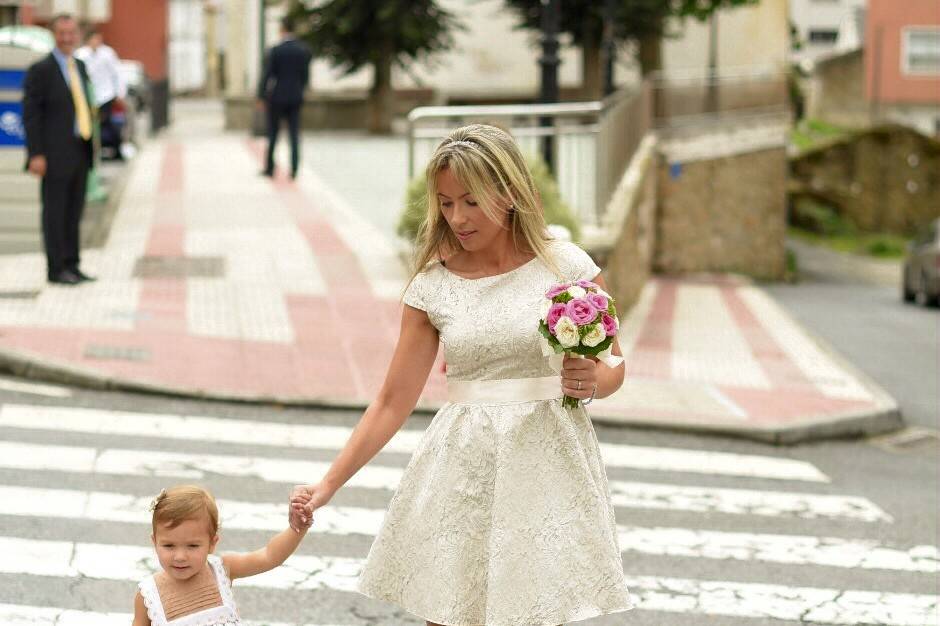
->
[150,485,220,536]
[408,124,559,284]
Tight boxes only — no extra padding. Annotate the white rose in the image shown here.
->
[582,323,606,347]
[539,297,552,321]
[567,286,586,299]
[554,316,580,348]
[595,287,612,300]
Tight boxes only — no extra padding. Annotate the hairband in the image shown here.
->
[445,139,476,150]
[149,488,167,512]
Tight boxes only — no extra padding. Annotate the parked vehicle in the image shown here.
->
[902,218,940,307]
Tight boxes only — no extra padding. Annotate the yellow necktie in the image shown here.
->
[67,56,92,140]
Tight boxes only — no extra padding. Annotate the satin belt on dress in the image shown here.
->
[447,376,562,404]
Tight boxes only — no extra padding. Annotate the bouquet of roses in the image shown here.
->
[538,280,621,409]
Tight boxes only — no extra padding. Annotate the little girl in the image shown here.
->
[133,484,309,626]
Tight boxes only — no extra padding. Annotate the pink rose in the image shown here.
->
[545,283,570,299]
[546,302,567,332]
[565,298,597,326]
[587,292,608,312]
[576,279,599,290]
[602,313,618,336]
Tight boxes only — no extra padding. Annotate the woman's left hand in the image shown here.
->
[561,355,597,400]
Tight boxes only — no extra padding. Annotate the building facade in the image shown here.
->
[865,0,940,136]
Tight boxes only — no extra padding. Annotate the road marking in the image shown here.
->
[1,538,936,626]
[0,440,884,522]
[0,604,301,626]
[609,480,891,522]
[0,404,829,482]
[0,377,72,398]
[0,485,930,572]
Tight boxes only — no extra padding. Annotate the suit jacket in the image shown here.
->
[257,38,312,107]
[22,52,95,174]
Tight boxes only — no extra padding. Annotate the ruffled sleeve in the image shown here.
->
[554,240,601,283]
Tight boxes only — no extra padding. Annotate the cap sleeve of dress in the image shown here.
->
[555,241,601,283]
[403,264,438,312]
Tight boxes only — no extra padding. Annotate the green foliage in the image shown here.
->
[503,0,758,47]
[287,0,459,75]
[790,196,853,237]
[790,118,850,151]
[397,154,582,243]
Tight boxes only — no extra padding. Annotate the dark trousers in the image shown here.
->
[264,102,301,176]
[41,150,90,278]
[98,98,123,158]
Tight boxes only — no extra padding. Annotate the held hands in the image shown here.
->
[27,155,46,177]
[288,481,335,533]
[561,354,598,401]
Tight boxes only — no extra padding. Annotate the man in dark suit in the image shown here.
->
[256,17,312,180]
[22,13,96,286]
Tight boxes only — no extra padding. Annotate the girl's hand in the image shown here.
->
[288,481,335,532]
[561,355,597,400]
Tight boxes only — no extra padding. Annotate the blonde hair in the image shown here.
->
[150,485,220,536]
[408,124,559,285]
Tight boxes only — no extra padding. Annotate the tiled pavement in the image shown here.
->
[0,102,900,442]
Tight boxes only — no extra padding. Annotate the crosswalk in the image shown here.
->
[0,402,937,625]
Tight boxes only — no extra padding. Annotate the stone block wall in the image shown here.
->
[654,146,788,280]
[790,125,940,234]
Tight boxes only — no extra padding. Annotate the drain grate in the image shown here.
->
[84,344,152,362]
[133,256,225,279]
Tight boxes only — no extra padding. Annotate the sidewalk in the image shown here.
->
[0,101,900,443]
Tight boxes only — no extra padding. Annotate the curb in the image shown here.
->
[0,339,902,445]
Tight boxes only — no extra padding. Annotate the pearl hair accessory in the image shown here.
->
[445,139,476,150]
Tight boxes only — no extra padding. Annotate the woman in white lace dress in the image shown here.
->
[289,124,633,626]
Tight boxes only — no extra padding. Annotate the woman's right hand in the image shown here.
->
[288,481,336,532]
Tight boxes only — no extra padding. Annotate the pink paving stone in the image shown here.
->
[719,285,818,393]
[625,349,672,379]
[632,280,676,353]
[144,227,186,257]
[719,386,875,424]
[157,142,184,195]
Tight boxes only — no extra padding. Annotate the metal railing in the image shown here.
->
[406,85,651,228]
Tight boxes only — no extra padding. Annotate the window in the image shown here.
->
[808,29,839,44]
[902,28,940,76]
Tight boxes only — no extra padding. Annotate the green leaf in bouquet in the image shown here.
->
[555,292,573,304]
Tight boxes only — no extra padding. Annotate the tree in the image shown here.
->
[287,0,459,134]
[504,0,758,97]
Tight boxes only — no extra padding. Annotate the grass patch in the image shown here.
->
[789,227,908,259]
[790,118,850,151]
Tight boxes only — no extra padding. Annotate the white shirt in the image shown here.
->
[75,43,127,106]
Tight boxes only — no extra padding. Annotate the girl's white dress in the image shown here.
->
[138,554,241,626]
[356,240,634,626]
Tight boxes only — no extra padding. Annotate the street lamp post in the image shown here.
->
[538,0,560,171]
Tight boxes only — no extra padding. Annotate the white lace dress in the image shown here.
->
[356,240,634,626]
[138,554,241,626]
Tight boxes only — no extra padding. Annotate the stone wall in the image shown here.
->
[654,146,788,280]
[790,125,940,234]
[585,136,658,312]
[806,49,871,129]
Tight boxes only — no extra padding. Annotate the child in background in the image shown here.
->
[133,484,309,626]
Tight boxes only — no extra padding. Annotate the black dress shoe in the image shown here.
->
[71,268,96,282]
[260,169,274,178]
[48,270,81,285]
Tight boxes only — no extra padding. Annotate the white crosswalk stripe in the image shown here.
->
[0,403,937,626]
[1,485,934,573]
[0,439,886,521]
[0,404,830,481]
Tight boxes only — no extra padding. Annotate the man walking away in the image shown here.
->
[22,14,96,286]
[257,17,312,180]
[76,29,127,161]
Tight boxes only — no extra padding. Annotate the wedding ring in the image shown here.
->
[577,380,582,390]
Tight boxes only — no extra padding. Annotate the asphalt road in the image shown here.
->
[0,379,935,626]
